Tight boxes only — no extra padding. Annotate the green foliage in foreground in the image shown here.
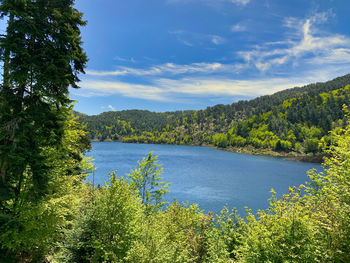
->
[2,107,348,262]
[53,111,350,263]
[238,109,350,263]
[0,114,93,262]
[59,175,243,263]
[1,110,350,262]
[126,152,170,212]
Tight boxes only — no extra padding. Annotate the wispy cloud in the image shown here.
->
[108,105,116,111]
[169,30,194,46]
[153,77,305,97]
[231,23,247,32]
[76,80,169,101]
[211,35,226,45]
[150,12,350,78]
[86,62,240,77]
[76,67,344,102]
[167,0,250,7]
[169,30,226,47]
[77,11,350,105]
[237,11,350,72]
[231,0,250,6]
[114,56,136,63]
[75,78,293,102]
[307,48,350,65]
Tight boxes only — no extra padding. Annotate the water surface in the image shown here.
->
[87,142,321,214]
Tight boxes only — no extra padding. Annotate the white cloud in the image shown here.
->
[86,69,127,76]
[76,80,169,101]
[231,23,247,32]
[238,11,350,72]
[169,30,194,46]
[114,56,136,63]
[153,77,304,97]
[77,11,350,105]
[76,68,343,102]
[211,35,225,45]
[108,105,116,111]
[182,40,194,47]
[167,0,250,6]
[307,48,350,64]
[169,30,225,47]
[231,0,250,6]
[86,62,239,77]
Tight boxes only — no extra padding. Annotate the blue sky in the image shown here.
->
[5,1,350,114]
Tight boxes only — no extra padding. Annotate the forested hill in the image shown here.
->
[76,74,350,155]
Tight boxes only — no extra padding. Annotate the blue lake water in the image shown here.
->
[86,142,322,215]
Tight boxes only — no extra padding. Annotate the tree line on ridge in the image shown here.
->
[77,74,350,155]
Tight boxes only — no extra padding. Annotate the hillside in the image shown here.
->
[76,74,350,155]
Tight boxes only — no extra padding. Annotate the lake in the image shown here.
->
[86,142,322,215]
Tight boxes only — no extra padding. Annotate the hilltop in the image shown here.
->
[76,74,350,158]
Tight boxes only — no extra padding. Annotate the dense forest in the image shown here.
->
[77,74,350,156]
[1,1,350,262]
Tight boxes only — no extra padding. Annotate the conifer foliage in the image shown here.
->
[0,0,89,261]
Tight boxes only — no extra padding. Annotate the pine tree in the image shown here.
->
[0,0,88,261]
[0,0,87,204]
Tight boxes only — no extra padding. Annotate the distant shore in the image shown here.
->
[91,139,324,164]
[208,144,324,163]
[282,155,325,163]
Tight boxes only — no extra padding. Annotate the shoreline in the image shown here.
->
[91,139,324,164]
[207,145,324,163]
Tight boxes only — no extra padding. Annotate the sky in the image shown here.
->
[4,0,350,115]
